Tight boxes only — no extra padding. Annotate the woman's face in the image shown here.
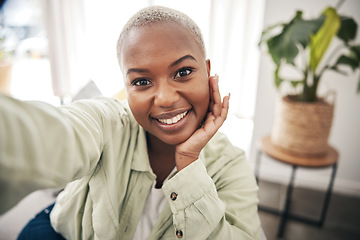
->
[120,22,210,145]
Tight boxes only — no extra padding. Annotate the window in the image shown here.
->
[0,0,57,104]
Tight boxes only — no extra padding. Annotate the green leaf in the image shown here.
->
[337,16,357,43]
[309,7,341,72]
[259,23,284,46]
[290,80,303,88]
[357,76,360,93]
[330,45,360,75]
[335,55,359,71]
[330,65,348,75]
[266,11,324,65]
[268,33,298,65]
[350,45,360,60]
[274,65,284,88]
[292,17,325,48]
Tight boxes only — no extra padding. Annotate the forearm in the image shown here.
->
[0,94,104,213]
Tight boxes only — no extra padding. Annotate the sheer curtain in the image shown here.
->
[41,0,88,102]
[207,0,265,154]
[208,0,264,119]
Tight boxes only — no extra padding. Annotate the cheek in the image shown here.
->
[184,78,210,111]
[190,87,209,104]
[127,92,151,121]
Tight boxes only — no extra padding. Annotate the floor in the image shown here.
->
[258,180,360,240]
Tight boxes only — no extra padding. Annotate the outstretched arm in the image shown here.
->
[0,94,123,213]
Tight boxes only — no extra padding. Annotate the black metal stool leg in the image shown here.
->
[277,165,297,238]
[318,163,338,227]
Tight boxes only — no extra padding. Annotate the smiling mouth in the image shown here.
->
[155,110,189,125]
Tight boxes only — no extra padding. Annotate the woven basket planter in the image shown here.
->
[271,95,334,156]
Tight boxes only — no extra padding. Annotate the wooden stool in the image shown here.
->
[255,135,339,238]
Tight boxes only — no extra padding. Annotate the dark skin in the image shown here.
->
[146,134,176,188]
[120,22,229,188]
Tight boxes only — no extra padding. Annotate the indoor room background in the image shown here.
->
[0,0,359,239]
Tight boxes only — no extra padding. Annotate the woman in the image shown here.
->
[0,6,261,240]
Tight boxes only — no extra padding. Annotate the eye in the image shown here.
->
[174,68,193,79]
[132,78,152,86]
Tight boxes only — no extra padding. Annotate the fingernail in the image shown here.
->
[214,74,219,82]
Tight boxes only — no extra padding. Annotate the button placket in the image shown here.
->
[170,192,183,238]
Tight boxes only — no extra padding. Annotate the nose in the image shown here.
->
[154,81,180,108]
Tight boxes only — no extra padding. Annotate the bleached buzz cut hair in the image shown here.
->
[116,6,206,62]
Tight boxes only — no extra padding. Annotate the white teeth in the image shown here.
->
[158,111,188,125]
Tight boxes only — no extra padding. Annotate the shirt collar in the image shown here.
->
[131,127,154,174]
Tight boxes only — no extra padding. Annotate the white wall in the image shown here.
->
[250,0,360,196]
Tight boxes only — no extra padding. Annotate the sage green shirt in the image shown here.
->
[0,94,261,240]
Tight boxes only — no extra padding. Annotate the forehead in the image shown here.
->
[119,22,204,70]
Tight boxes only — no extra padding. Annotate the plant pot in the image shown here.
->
[271,95,334,156]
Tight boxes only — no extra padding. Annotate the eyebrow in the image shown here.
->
[126,54,197,76]
[169,54,197,68]
[126,68,149,75]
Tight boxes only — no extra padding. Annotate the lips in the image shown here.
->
[157,110,189,125]
[152,109,190,125]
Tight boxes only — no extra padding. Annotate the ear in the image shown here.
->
[206,59,211,77]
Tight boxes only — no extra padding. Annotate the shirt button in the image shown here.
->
[170,192,177,201]
[176,230,183,238]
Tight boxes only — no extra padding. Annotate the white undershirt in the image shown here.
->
[132,168,176,240]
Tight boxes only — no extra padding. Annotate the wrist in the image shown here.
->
[175,151,199,171]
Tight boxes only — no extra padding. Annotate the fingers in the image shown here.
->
[212,94,229,127]
[218,93,230,123]
[209,74,230,118]
[203,92,230,132]
[210,75,221,117]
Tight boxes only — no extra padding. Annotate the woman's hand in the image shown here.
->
[175,75,230,171]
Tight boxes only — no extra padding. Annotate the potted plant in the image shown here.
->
[259,4,360,156]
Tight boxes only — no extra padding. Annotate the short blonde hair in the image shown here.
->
[116,6,206,63]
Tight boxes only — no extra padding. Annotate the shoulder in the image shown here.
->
[59,97,141,146]
[61,97,131,117]
[200,132,252,180]
[60,97,138,127]
[201,132,245,163]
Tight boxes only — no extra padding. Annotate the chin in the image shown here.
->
[156,130,195,146]
[161,135,190,146]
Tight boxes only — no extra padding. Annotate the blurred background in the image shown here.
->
[0,0,359,239]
